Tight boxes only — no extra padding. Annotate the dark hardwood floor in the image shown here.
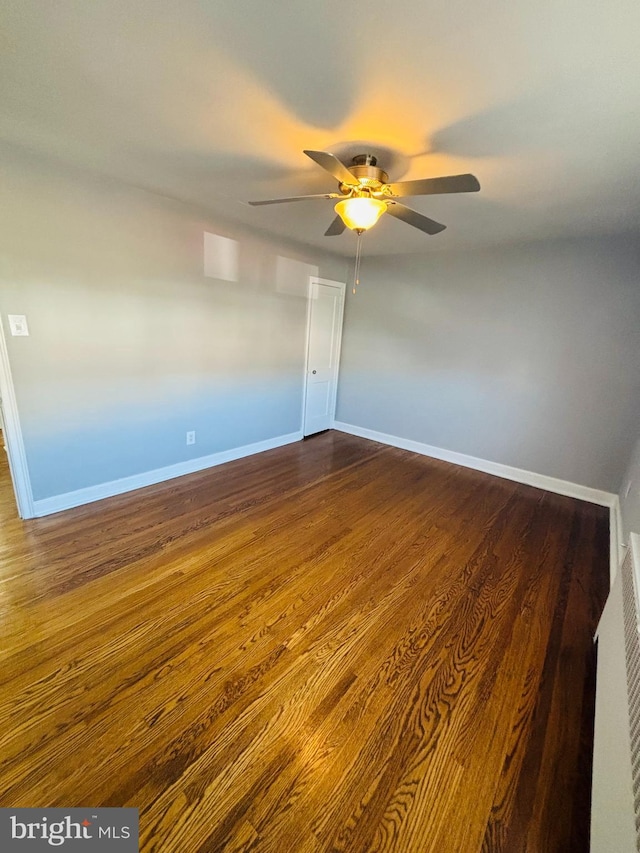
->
[0,431,609,851]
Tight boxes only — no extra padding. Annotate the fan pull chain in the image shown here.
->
[353,229,363,295]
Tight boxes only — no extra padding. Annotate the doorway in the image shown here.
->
[302,277,345,436]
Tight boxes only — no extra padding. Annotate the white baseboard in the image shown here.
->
[32,431,303,517]
[333,421,617,508]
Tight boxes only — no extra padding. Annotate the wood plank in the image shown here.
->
[0,431,609,851]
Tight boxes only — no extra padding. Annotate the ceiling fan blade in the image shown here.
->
[385,173,480,198]
[385,202,446,235]
[248,193,341,206]
[324,215,347,237]
[303,150,359,186]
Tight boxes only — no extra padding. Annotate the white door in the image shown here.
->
[303,278,345,436]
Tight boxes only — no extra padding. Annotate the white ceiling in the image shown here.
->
[2,0,640,256]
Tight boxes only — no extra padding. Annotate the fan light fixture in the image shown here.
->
[249,149,481,293]
[334,196,386,232]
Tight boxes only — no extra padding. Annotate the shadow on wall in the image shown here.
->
[200,2,357,128]
[428,78,631,159]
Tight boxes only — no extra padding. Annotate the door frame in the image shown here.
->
[0,316,34,518]
[301,276,346,436]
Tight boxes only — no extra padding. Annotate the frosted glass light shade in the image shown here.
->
[335,197,386,231]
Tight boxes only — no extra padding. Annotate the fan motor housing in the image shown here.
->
[335,154,388,193]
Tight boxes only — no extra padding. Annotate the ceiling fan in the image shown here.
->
[248,150,481,236]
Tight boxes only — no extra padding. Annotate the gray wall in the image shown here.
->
[336,236,640,493]
[0,144,345,501]
[3,140,639,505]
[620,436,640,543]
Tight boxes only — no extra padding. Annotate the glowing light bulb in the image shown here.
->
[334,196,386,231]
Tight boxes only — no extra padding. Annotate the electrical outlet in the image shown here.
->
[186,431,196,446]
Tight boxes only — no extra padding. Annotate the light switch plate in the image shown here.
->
[8,315,29,336]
